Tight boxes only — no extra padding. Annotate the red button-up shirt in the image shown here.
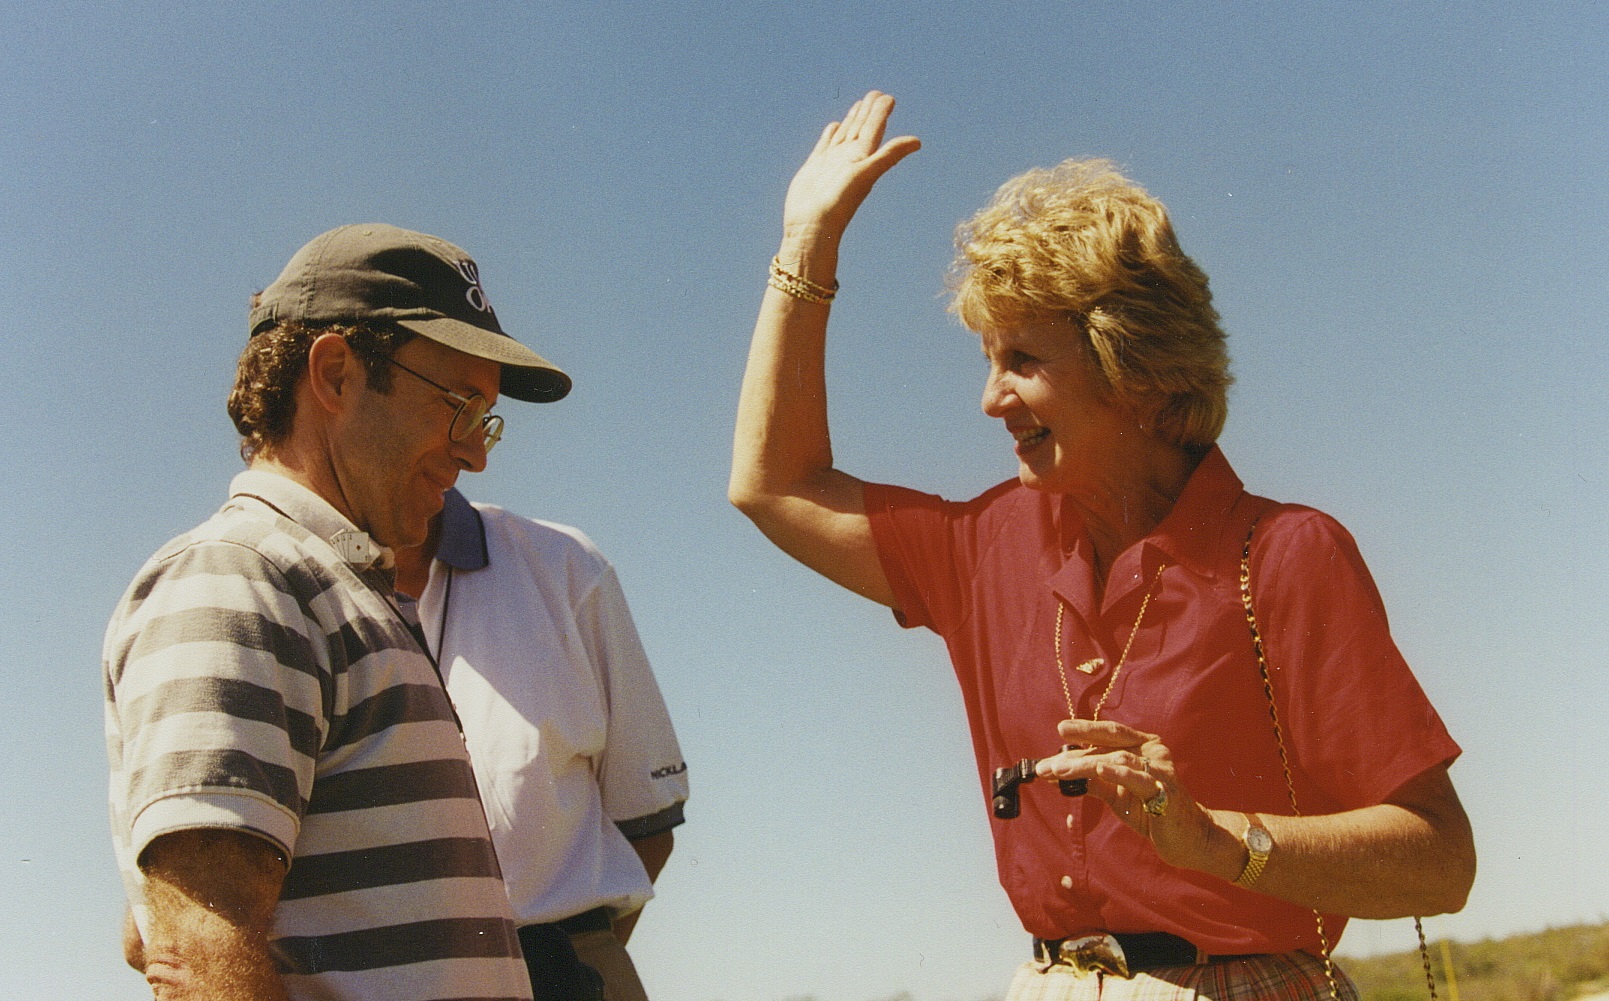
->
[865,447,1459,954]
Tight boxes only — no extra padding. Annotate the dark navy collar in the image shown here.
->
[436,488,489,571]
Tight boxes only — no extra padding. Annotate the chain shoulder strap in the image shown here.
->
[1239,521,1437,1001]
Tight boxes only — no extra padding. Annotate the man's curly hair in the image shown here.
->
[227,321,415,461]
[948,158,1231,449]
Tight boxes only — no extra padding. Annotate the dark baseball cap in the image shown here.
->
[248,223,571,403]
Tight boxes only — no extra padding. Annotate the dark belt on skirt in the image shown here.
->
[1033,931,1261,976]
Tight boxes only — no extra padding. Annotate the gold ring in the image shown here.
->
[1142,787,1169,817]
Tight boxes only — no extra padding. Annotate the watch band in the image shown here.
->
[1234,813,1272,888]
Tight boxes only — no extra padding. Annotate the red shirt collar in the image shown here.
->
[1057,446,1250,611]
[1141,445,1249,581]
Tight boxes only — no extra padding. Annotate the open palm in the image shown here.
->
[783,91,922,235]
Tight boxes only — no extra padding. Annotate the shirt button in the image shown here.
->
[1060,875,1074,890]
[1066,814,1075,829]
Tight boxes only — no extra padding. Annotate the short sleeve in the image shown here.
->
[105,540,326,861]
[865,480,1020,635]
[581,564,688,831]
[1251,509,1461,809]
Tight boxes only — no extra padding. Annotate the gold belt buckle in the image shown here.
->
[1056,934,1132,978]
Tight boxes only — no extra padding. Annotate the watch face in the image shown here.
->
[1246,826,1274,855]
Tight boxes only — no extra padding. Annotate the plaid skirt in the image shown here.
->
[1004,950,1358,1001]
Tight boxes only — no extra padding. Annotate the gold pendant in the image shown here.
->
[1074,657,1105,675]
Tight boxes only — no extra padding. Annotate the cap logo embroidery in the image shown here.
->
[455,259,493,314]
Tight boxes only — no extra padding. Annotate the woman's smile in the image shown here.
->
[1011,423,1051,455]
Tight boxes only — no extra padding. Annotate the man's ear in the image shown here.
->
[306,333,364,416]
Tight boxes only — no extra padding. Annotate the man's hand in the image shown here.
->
[138,828,290,1000]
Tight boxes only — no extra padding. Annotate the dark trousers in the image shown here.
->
[517,922,607,1001]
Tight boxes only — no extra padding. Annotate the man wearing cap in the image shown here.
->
[393,486,689,1001]
[105,223,568,1001]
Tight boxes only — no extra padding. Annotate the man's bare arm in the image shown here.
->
[613,830,674,945]
[138,828,289,1001]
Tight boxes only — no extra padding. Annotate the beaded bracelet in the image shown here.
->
[768,256,838,304]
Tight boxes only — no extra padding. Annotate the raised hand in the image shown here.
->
[782,91,921,239]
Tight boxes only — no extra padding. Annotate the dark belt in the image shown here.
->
[1033,932,1261,974]
[549,905,614,935]
[516,919,607,1001]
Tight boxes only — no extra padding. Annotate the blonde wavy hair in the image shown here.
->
[948,159,1231,448]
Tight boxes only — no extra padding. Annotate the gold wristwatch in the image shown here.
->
[1234,813,1273,888]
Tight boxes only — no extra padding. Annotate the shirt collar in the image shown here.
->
[228,468,395,571]
[1139,445,1249,579]
[434,487,489,571]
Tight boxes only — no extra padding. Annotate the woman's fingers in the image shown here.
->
[812,121,839,155]
[781,91,919,233]
[1037,736,1171,817]
[1033,748,1163,823]
[863,135,923,181]
[859,91,893,147]
[835,91,894,149]
[1036,746,1151,784]
[1035,722,1214,868]
[1093,758,1166,811]
[844,91,879,140]
[839,98,862,139]
[1057,717,1155,749]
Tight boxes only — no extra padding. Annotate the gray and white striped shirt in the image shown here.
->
[104,469,534,1001]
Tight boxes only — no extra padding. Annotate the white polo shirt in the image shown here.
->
[415,490,688,925]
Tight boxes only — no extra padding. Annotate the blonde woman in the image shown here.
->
[730,92,1474,1001]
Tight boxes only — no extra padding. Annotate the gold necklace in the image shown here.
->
[1053,563,1167,721]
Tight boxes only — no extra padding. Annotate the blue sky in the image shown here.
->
[2,3,1605,999]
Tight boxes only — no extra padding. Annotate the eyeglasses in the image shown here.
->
[380,354,505,452]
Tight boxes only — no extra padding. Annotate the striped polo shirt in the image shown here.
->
[104,470,534,1001]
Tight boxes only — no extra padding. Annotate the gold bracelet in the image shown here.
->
[768,256,838,304]
[768,261,836,303]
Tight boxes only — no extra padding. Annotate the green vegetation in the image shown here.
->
[765,924,1609,1001]
[1343,922,1609,1001]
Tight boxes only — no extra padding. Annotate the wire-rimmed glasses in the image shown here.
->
[380,354,505,452]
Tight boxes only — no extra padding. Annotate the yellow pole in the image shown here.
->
[1439,939,1461,1001]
